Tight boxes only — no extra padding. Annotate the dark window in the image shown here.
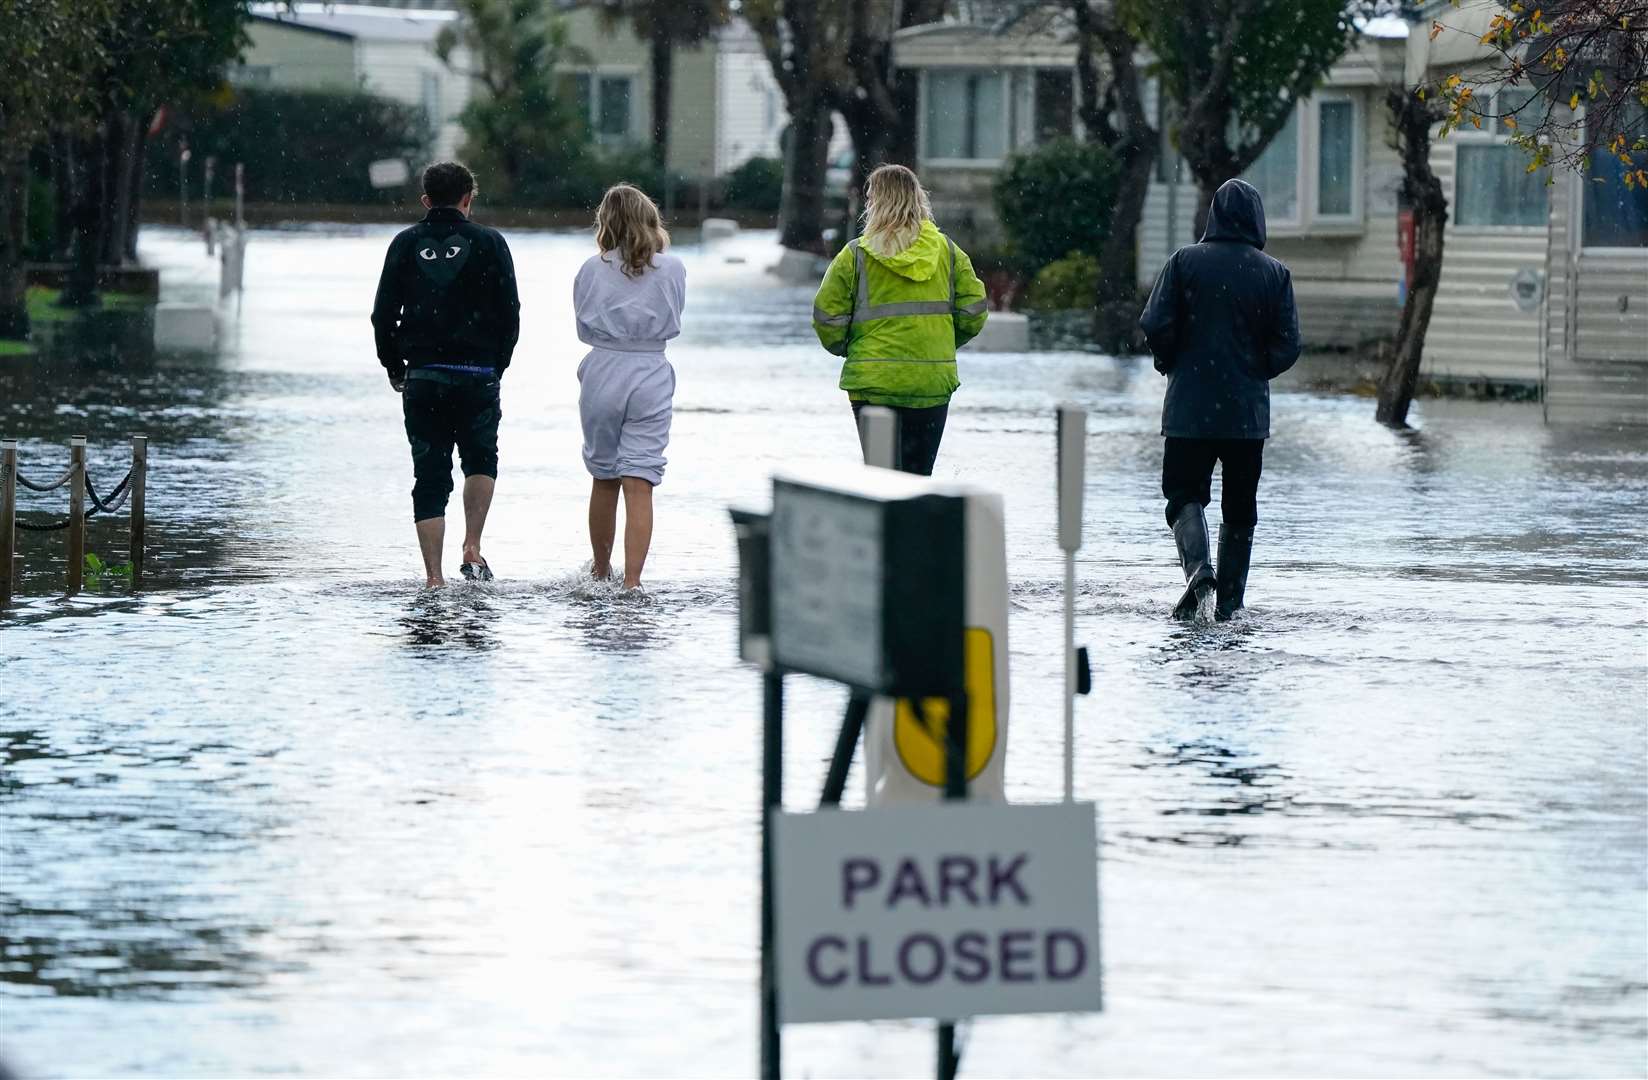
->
[1583,105,1648,247]
[598,76,632,140]
[1034,69,1073,143]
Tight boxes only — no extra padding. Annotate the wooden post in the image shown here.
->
[129,435,147,590]
[66,435,85,595]
[1,439,16,609]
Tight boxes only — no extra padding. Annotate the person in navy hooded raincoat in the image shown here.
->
[1139,178,1301,621]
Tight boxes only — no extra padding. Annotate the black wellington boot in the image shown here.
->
[1171,504,1216,620]
[1216,524,1254,621]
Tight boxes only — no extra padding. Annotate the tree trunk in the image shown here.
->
[124,122,149,263]
[1376,89,1449,428]
[1078,3,1158,354]
[59,123,106,309]
[1190,172,1222,243]
[102,111,139,267]
[649,25,673,174]
[0,148,30,340]
[779,100,832,254]
[1094,136,1155,352]
[51,130,75,261]
[841,99,887,207]
[888,67,921,165]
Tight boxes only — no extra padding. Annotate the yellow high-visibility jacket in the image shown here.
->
[812,221,989,409]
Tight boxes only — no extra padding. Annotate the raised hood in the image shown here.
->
[862,220,947,281]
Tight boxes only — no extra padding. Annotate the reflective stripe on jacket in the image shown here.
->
[811,220,989,410]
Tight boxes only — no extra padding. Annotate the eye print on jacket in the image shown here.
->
[414,233,472,285]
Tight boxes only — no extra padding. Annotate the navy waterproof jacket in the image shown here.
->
[371,206,521,376]
[1139,178,1302,440]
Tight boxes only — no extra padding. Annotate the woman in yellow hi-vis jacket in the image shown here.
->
[812,165,988,476]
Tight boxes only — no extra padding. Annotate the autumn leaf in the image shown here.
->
[1430,20,1444,40]
[1503,115,1518,130]
[1570,91,1580,109]
[1446,74,1462,88]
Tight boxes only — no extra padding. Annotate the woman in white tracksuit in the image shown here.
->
[574,183,686,589]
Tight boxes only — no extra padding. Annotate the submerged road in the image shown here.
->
[1,227,1644,1077]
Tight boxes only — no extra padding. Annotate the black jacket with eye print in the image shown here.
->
[371,206,521,376]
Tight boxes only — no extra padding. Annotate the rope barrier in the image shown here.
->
[3,435,149,601]
[16,517,72,533]
[10,468,133,531]
[15,464,75,493]
[85,470,133,516]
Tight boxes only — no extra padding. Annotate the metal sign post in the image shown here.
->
[1056,405,1087,801]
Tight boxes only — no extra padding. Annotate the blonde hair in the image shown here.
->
[860,164,933,257]
[595,183,670,278]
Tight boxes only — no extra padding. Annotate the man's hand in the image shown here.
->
[386,363,407,393]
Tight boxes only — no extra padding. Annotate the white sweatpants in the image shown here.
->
[577,348,675,486]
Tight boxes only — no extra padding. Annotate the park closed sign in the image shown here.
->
[772,801,1101,1024]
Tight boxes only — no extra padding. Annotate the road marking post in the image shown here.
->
[1,440,15,608]
[129,436,147,590]
[857,405,898,471]
[66,436,86,596]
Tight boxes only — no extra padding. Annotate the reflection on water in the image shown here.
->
[1,228,1644,1078]
[400,589,502,653]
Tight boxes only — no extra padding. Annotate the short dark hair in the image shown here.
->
[422,161,475,207]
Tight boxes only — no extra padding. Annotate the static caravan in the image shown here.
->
[556,7,790,183]
[892,19,1082,241]
[1541,145,1648,425]
[243,3,473,162]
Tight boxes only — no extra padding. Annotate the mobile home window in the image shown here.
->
[1244,107,1300,223]
[1455,90,1548,228]
[1034,69,1074,144]
[1582,104,1648,247]
[1316,99,1355,217]
[597,76,633,140]
[925,71,1006,161]
[1456,145,1548,226]
[420,72,441,128]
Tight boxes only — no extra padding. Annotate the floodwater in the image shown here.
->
[1,226,1645,1078]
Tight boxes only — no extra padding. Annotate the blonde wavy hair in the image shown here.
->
[595,183,670,278]
[860,164,933,257]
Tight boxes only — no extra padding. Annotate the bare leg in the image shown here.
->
[461,474,495,565]
[415,516,445,588]
[588,478,621,579]
[621,476,654,589]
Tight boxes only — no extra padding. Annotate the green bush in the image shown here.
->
[992,138,1119,272]
[551,145,688,212]
[721,156,783,213]
[145,86,433,205]
[1024,253,1099,313]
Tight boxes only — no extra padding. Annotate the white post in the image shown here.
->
[1056,405,1087,802]
[857,405,898,471]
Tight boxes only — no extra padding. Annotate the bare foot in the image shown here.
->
[623,576,642,590]
[462,544,482,565]
[592,562,613,581]
[425,576,445,589]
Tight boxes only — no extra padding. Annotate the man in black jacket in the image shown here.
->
[372,162,520,587]
[1139,178,1302,621]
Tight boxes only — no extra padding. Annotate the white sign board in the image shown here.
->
[369,158,411,190]
[770,486,885,688]
[773,801,1101,1023]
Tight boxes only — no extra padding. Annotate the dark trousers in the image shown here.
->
[1162,437,1264,529]
[850,401,949,477]
[403,374,501,522]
